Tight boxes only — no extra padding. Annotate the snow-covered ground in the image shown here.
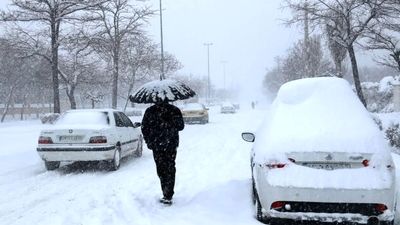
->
[0,106,266,225]
[1,105,400,225]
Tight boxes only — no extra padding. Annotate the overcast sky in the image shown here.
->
[0,0,302,102]
[146,0,301,102]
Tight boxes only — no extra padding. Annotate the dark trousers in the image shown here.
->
[152,148,177,200]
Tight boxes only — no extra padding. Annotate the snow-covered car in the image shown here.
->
[181,103,209,124]
[221,102,236,114]
[37,109,143,171]
[242,77,396,225]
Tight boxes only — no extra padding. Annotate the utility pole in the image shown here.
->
[304,0,311,78]
[159,0,165,80]
[221,60,227,99]
[204,43,213,102]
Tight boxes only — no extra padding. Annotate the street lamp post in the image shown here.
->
[221,60,227,96]
[204,43,213,102]
[159,0,165,80]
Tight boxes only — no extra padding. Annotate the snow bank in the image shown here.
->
[254,77,390,163]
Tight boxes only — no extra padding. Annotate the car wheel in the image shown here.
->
[251,178,256,205]
[45,161,60,171]
[134,136,143,158]
[109,147,121,171]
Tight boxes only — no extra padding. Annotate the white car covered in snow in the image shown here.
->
[242,77,396,225]
[37,109,143,171]
[221,102,236,114]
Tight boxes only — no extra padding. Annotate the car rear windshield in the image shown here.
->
[56,111,109,125]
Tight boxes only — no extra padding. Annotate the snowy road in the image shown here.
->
[0,107,266,225]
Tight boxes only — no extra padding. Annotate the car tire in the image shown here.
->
[251,178,256,205]
[109,147,121,171]
[45,161,60,171]
[134,136,143,158]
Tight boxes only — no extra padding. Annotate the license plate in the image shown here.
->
[302,163,351,170]
[59,135,83,142]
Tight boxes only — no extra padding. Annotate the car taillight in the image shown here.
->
[362,159,369,167]
[89,136,107,144]
[374,204,388,213]
[271,201,285,210]
[38,136,53,144]
[266,163,286,169]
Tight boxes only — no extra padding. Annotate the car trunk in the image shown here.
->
[182,110,204,117]
[42,128,106,144]
[285,152,372,170]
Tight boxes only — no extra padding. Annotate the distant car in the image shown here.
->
[37,109,143,171]
[221,102,236,114]
[242,78,396,225]
[181,103,209,124]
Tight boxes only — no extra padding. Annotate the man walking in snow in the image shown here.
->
[141,100,184,205]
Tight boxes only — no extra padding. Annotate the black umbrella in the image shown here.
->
[129,79,196,104]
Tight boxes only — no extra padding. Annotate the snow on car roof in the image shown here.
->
[254,77,390,161]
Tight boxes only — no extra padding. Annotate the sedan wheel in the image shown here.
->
[45,161,60,171]
[110,147,121,171]
[251,178,256,205]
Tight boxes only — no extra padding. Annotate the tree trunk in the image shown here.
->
[66,86,77,109]
[20,94,27,121]
[124,83,134,111]
[1,85,16,123]
[393,53,400,72]
[51,21,61,113]
[112,51,119,109]
[347,44,367,107]
[335,60,343,78]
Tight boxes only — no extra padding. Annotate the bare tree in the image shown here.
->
[85,0,154,109]
[120,35,158,110]
[325,10,347,77]
[0,0,107,113]
[0,36,52,122]
[58,35,99,109]
[120,36,182,110]
[365,3,400,71]
[3,25,101,110]
[263,37,331,95]
[286,0,390,106]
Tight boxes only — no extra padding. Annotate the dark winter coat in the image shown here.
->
[141,102,184,150]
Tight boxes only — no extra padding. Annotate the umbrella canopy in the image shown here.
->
[130,79,196,104]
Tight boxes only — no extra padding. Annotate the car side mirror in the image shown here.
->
[133,122,141,128]
[242,132,255,142]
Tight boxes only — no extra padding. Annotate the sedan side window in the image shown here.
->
[114,112,125,127]
[119,112,134,127]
